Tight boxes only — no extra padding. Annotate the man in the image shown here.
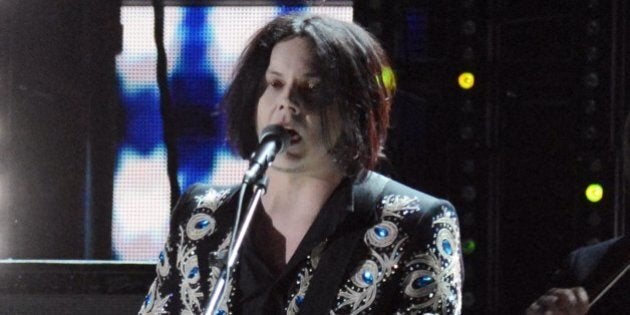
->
[139,13,463,315]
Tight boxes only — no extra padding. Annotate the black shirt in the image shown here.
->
[235,178,353,314]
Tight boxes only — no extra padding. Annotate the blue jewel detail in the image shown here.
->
[374,226,389,239]
[195,219,210,230]
[159,251,165,264]
[442,239,453,255]
[144,294,152,306]
[296,295,304,306]
[362,271,374,285]
[215,310,226,315]
[188,266,199,279]
[412,275,434,289]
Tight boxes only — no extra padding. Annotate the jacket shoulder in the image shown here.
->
[374,174,458,243]
[382,178,453,211]
[170,183,240,225]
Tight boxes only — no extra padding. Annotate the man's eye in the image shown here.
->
[269,80,282,88]
[297,82,318,95]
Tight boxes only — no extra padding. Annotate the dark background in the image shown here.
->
[0,0,628,314]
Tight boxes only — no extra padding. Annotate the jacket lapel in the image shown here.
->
[299,171,390,314]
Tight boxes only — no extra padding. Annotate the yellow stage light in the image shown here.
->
[458,72,475,90]
[585,183,604,203]
[379,66,396,93]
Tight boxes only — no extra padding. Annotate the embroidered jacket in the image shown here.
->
[139,171,463,314]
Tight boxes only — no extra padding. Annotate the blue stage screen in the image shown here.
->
[114,4,353,261]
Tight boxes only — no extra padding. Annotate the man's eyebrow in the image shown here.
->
[265,70,320,80]
[266,70,282,77]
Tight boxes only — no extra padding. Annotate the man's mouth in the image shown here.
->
[287,129,301,144]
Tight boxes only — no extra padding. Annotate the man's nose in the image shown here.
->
[278,89,300,116]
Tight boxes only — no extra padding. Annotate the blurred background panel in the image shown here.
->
[0,0,122,260]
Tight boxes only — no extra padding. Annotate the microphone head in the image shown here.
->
[259,124,291,153]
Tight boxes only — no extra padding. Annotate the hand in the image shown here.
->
[526,287,589,315]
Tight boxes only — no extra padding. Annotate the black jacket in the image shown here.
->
[139,171,463,314]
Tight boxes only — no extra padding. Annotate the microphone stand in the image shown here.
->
[204,176,269,315]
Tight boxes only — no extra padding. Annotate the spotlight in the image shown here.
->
[461,20,477,36]
[462,239,477,255]
[585,183,603,203]
[460,0,475,9]
[587,211,601,226]
[462,159,475,175]
[458,72,475,90]
[586,20,601,36]
[460,99,474,113]
[584,99,597,115]
[585,46,600,62]
[583,126,598,140]
[589,159,602,173]
[461,185,477,202]
[583,72,599,88]
[462,46,475,61]
[460,125,475,140]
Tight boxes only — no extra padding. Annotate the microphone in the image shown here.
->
[242,124,291,184]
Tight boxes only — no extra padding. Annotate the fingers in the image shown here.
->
[526,287,590,315]
[573,287,589,314]
[526,295,559,315]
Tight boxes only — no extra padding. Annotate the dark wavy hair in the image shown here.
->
[223,13,395,177]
